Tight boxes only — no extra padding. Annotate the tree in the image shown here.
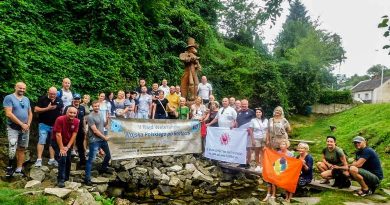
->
[378,15,390,55]
[366,64,389,77]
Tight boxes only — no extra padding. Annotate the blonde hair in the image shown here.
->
[180,97,186,102]
[280,139,290,148]
[297,142,310,151]
[273,106,285,117]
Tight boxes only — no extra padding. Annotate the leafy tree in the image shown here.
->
[378,15,390,55]
[366,64,389,77]
[344,74,370,87]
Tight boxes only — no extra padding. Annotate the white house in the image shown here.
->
[351,77,390,103]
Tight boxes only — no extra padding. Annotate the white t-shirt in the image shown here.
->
[216,106,237,128]
[158,85,170,97]
[61,89,73,107]
[249,118,268,139]
[197,83,212,100]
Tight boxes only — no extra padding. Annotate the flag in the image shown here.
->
[262,147,303,193]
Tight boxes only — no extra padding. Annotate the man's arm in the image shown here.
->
[90,124,108,141]
[351,158,366,168]
[4,107,29,130]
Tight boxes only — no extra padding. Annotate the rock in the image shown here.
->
[383,188,390,196]
[44,188,72,198]
[370,194,387,200]
[158,185,172,196]
[293,197,321,205]
[96,184,108,193]
[185,164,196,172]
[238,197,260,205]
[49,168,58,179]
[70,170,85,176]
[40,166,50,172]
[153,167,162,176]
[169,176,181,187]
[168,165,183,172]
[151,188,159,196]
[161,156,175,166]
[161,174,170,185]
[184,179,193,192]
[117,171,130,182]
[122,160,137,170]
[73,191,98,205]
[71,163,77,171]
[168,199,187,205]
[30,167,46,182]
[154,195,168,200]
[167,172,177,177]
[216,187,228,193]
[196,165,211,176]
[108,187,124,197]
[91,177,109,184]
[65,181,81,190]
[114,198,132,205]
[229,199,240,205]
[220,182,232,187]
[192,170,213,183]
[25,180,41,188]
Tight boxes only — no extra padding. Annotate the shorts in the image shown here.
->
[247,137,265,148]
[7,125,29,148]
[38,123,53,145]
[358,168,380,188]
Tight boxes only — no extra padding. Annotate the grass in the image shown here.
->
[0,181,64,205]
[289,103,390,203]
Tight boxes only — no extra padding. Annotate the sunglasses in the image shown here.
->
[353,141,361,145]
[19,100,25,109]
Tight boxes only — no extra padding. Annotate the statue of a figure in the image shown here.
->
[179,37,202,101]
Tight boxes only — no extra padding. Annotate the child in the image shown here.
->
[262,139,294,203]
[175,97,190,120]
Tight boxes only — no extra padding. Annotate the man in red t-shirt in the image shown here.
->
[51,106,79,188]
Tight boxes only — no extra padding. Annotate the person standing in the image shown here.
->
[349,136,383,196]
[175,97,190,120]
[97,92,110,135]
[166,86,180,119]
[266,106,291,150]
[51,107,79,187]
[206,97,237,129]
[152,90,169,119]
[249,108,268,171]
[64,94,86,167]
[236,99,255,168]
[34,87,63,167]
[58,78,73,108]
[159,79,170,98]
[135,78,151,94]
[85,101,112,185]
[137,86,153,119]
[3,82,32,177]
[197,76,212,104]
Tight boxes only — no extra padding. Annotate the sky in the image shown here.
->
[261,0,390,77]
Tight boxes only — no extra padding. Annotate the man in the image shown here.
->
[166,86,180,119]
[197,76,212,104]
[51,107,79,187]
[85,100,112,185]
[229,97,236,109]
[151,83,160,100]
[135,78,151,94]
[64,93,86,166]
[206,98,237,129]
[158,79,170,98]
[58,78,73,108]
[137,86,153,119]
[34,87,63,167]
[349,136,383,196]
[3,82,32,177]
[235,99,256,168]
[235,100,241,112]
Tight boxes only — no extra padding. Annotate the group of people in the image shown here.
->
[3,77,383,199]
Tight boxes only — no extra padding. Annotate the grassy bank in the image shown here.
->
[290,103,390,203]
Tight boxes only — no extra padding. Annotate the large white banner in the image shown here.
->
[108,119,202,160]
[204,127,247,164]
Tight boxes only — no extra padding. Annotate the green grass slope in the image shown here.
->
[290,104,390,188]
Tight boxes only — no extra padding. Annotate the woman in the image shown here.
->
[107,92,116,117]
[316,136,349,184]
[205,95,216,110]
[204,101,219,127]
[152,90,169,119]
[190,96,206,121]
[81,94,91,153]
[98,92,110,135]
[297,142,314,186]
[114,91,131,118]
[249,108,268,172]
[266,106,291,150]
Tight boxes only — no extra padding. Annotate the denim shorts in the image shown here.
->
[38,123,52,145]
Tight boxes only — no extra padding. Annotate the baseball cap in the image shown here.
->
[73,93,81,99]
[352,136,366,143]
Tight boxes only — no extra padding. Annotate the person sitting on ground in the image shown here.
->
[349,136,383,196]
[175,97,190,120]
[297,142,314,187]
[263,139,294,203]
[316,136,349,185]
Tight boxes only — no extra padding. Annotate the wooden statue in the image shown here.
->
[179,37,202,101]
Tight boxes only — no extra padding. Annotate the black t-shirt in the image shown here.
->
[36,95,64,126]
[150,90,159,98]
[64,105,86,131]
[153,98,168,115]
[135,87,152,95]
[355,147,383,180]
[236,109,255,127]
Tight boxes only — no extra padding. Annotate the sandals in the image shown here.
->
[354,189,371,197]
[320,179,330,184]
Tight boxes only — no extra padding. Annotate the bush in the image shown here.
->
[318,90,353,105]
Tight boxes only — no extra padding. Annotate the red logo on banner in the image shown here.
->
[220,133,230,145]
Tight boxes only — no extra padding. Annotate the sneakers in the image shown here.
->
[57,181,65,188]
[13,171,24,177]
[5,167,14,177]
[71,150,78,157]
[34,160,42,167]
[48,159,59,167]
[84,179,92,186]
[254,166,262,172]
[354,189,372,197]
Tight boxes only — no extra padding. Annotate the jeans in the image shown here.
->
[76,131,86,165]
[51,141,71,183]
[85,140,111,181]
[38,123,52,144]
[137,110,149,119]
[154,113,167,119]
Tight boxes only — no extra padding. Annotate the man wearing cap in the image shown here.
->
[34,87,64,167]
[349,136,383,196]
[64,93,86,167]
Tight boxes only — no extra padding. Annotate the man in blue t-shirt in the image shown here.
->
[349,136,383,196]
[3,82,33,177]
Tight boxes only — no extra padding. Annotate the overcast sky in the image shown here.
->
[262,0,390,77]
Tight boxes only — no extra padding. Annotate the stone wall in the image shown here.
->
[311,103,354,114]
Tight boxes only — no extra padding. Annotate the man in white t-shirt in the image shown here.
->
[58,78,73,108]
[206,98,237,128]
[197,76,212,104]
[158,79,170,98]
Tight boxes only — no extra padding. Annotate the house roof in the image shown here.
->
[352,77,390,92]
